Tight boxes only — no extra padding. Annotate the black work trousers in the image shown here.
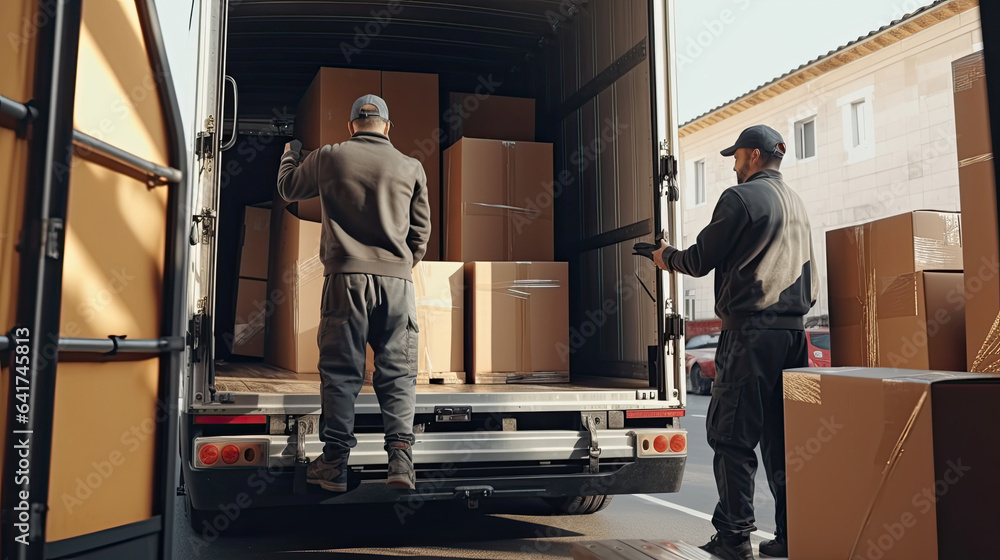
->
[707,327,807,542]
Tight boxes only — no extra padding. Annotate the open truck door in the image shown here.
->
[0,1,187,558]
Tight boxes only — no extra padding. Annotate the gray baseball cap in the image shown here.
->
[350,94,389,122]
[720,124,786,158]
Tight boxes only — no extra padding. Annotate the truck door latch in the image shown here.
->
[583,415,601,474]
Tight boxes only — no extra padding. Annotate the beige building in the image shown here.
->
[677,0,982,321]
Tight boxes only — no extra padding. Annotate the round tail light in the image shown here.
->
[221,444,241,464]
[199,444,219,465]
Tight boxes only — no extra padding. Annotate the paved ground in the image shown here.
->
[173,394,786,559]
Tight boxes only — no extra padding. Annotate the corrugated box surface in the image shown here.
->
[414,262,464,374]
[784,367,1000,560]
[266,207,323,373]
[233,278,267,357]
[466,262,569,383]
[953,52,1000,373]
[448,93,535,142]
[240,207,270,280]
[445,139,554,262]
[826,212,964,369]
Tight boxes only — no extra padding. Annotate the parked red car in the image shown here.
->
[685,333,718,395]
[806,328,831,367]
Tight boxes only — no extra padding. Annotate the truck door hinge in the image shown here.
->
[195,116,216,171]
[190,209,216,245]
[187,297,208,363]
[663,313,685,342]
[43,218,64,259]
[659,153,680,202]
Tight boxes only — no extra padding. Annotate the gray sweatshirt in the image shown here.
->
[277,132,431,282]
[663,169,818,330]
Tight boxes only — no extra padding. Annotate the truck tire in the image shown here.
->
[546,494,614,515]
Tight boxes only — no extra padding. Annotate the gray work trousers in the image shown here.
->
[318,273,417,459]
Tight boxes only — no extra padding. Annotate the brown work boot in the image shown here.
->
[386,442,415,490]
[306,453,348,493]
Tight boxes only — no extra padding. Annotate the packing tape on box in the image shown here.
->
[483,264,563,375]
[876,273,919,320]
[783,371,821,404]
[858,224,881,367]
[233,321,263,348]
[298,254,324,285]
[848,383,929,559]
[971,310,1000,373]
[958,153,993,168]
[913,212,962,269]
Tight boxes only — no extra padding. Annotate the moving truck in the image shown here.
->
[0,0,732,557]
[181,0,689,528]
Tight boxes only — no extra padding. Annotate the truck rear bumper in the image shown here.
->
[183,455,686,510]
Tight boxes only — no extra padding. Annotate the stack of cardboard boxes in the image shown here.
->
[444,95,570,383]
[232,206,271,358]
[784,52,1000,560]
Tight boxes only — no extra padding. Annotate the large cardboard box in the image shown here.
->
[466,262,569,383]
[265,207,324,373]
[826,212,963,369]
[233,279,267,357]
[448,93,535,142]
[444,139,554,262]
[783,367,1000,560]
[239,207,270,280]
[414,261,464,374]
[953,52,1000,372]
[383,71,441,261]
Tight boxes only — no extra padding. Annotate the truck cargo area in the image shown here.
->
[195,0,680,406]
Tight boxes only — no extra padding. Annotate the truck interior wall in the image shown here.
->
[215,0,657,383]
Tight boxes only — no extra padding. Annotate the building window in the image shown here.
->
[684,290,696,320]
[694,159,706,206]
[795,117,817,160]
[850,101,867,147]
[838,86,875,163]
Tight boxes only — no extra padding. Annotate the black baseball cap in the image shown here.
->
[350,94,389,122]
[720,125,786,158]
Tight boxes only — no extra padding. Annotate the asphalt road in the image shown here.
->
[174,394,784,559]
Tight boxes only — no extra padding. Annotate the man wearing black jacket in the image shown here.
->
[652,125,817,560]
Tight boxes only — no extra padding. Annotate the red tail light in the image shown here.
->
[222,445,241,464]
[670,434,687,452]
[199,444,219,465]
[653,435,670,453]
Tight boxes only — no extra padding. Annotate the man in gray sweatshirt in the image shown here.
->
[277,94,431,492]
[652,125,817,560]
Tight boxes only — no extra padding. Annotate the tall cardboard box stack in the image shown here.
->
[443,99,569,383]
[826,211,965,371]
[783,367,1000,560]
[232,206,270,357]
[953,52,1000,373]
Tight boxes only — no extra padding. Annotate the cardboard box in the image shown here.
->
[826,212,963,369]
[444,139,554,262]
[233,279,267,357]
[448,93,535,142]
[294,67,441,260]
[953,52,1000,372]
[466,262,569,383]
[265,207,324,373]
[383,71,441,261]
[239,207,270,280]
[783,367,1000,560]
[414,261,465,374]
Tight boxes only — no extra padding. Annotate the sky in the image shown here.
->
[153,0,940,139]
[673,0,938,123]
